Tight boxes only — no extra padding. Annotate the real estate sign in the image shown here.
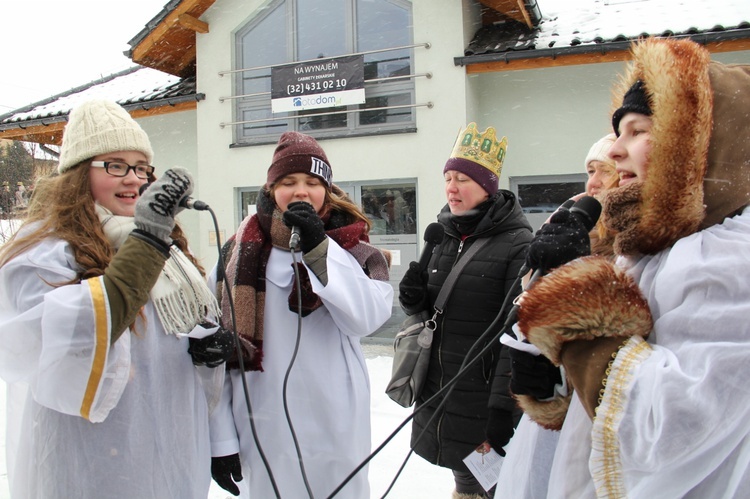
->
[271,55,365,113]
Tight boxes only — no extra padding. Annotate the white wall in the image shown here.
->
[171,0,750,266]
[191,0,471,267]
[137,109,206,261]
[468,49,750,190]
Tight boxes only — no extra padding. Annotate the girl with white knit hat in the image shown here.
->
[0,99,231,498]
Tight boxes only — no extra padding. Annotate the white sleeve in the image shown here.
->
[209,370,241,457]
[0,240,130,422]
[589,215,750,496]
[308,241,393,338]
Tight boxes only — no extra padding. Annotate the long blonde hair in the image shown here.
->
[0,161,203,282]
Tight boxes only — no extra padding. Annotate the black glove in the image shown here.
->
[282,201,326,253]
[134,168,193,245]
[398,261,427,308]
[485,408,515,456]
[509,347,563,399]
[211,454,243,496]
[525,208,590,274]
[188,326,235,368]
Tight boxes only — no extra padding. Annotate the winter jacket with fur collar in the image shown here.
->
[502,38,750,498]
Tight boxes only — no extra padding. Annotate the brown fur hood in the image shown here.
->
[603,38,750,256]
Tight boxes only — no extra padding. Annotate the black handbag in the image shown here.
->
[386,238,489,407]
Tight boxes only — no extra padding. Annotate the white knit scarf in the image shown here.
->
[96,204,220,335]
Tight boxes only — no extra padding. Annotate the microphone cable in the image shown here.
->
[329,196,600,497]
[375,196,601,497]
[205,204,282,499]
[326,270,523,499]
[381,271,522,498]
[282,246,316,499]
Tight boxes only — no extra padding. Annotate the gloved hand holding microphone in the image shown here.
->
[133,167,194,250]
[282,201,327,253]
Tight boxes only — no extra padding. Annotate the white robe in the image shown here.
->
[0,237,218,499]
[210,241,393,499]
[500,207,750,498]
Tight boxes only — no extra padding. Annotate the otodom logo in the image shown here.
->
[293,95,340,107]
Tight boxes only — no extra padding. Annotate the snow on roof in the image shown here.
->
[538,0,749,48]
[467,0,750,56]
[0,67,192,128]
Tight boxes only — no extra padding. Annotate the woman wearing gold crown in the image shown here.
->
[398,123,532,498]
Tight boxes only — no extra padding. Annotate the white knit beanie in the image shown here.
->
[57,99,154,174]
[584,133,616,170]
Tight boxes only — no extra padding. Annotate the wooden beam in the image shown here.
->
[130,0,213,65]
[466,50,631,74]
[478,0,530,28]
[125,100,199,120]
[465,38,750,74]
[705,38,750,53]
[516,0,532,29]
[0,123,65,145]
[178,13,208,34]
[0,100,199,145]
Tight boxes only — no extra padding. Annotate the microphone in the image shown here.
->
[418,222,445,271]
[290,227,301,250]
[138,183,209,211]
[504,196,602,331]
[181,197,210,211]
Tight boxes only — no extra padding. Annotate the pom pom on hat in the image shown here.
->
[584,133,616,170]
[57,99,154,174]
[266,132,332,189]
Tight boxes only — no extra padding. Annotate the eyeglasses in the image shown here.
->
[90,161,155,180]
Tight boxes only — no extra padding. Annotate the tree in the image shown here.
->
[0,141,34,187]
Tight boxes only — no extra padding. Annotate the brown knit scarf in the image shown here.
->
[217,189,389,372]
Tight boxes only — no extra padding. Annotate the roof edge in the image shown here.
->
[454,29,750,67]
[0,93,205,133]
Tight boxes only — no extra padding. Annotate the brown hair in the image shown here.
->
[0,161,203,282]
[268,176,372,232]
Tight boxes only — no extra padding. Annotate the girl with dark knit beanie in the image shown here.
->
[209,131,393,498]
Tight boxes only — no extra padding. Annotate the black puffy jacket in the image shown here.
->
[401,190,532,471]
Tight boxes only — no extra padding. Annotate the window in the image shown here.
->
[234,0,415,144]
[509,174,586,231]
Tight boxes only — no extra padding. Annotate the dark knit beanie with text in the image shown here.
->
[266,132,332,189]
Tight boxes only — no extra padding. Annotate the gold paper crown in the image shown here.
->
[449,123,508,176]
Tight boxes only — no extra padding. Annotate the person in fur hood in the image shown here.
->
[498,37,750,497]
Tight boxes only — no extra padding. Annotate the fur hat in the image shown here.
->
[611,80,653,136]
[266,132,332,189]
[603,38,750,256]
[584,134,616,170]
[57,99,153,174]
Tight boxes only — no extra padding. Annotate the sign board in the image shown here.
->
[271,55,365,113]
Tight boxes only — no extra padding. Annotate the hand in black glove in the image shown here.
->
[398,261,427,308]
[135,168,193,246]
[188,326,235,368]
[211,454,243,496]
[509,347,563,400]
[525,208,590,274]
[282,201,326,253]
[485,408,515,456]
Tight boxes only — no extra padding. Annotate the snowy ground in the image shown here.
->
[0,344,455,499]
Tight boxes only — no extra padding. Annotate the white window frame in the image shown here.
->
[233,0,416,145]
